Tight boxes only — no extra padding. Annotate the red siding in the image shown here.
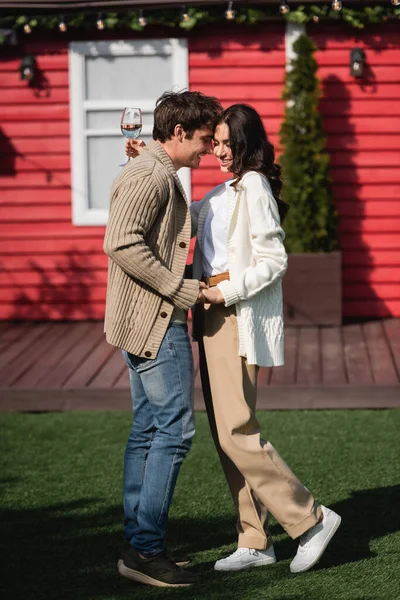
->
[312,24,400,318]
[0,40,107,320]
[190,25,400,319]
[1,25,399,321]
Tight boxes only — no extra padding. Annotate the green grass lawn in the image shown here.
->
[1,410,399,600]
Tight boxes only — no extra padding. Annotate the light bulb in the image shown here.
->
[59,17,67,32]
[225,2,236,20]
[391,0,400,6]
[138,10,147,27]
[181,6,190,23]
[312,15,320,23]
[96,14,105,30]
[23,22,32,34]
[332,0,342,11]
[280,0,290,15]
[23,67,33,79]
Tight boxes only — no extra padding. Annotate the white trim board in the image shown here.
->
[285,22,306,70]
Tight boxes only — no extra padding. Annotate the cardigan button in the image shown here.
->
[144,351,152,358]
[160,311,168,318]
[179,241,186,248]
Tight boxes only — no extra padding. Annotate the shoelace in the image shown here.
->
[231,548,260,558]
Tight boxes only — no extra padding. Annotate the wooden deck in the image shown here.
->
[0,319,399,411]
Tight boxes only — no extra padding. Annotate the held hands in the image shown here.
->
[195,281,225,305]
[125,138,146,158]
[202,287,225,304]
[196,281,208,304]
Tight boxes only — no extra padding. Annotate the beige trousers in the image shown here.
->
[198,303,321,549]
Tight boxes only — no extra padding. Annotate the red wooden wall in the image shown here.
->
[0,24,399,321]
[311,24,400,318]
[0,40,107,320]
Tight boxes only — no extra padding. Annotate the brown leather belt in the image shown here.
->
[203,271,230,287]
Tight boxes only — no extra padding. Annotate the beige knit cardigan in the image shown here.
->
[103,141,199,358]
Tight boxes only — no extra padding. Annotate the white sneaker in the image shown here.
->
[290,505,341,573]
[214,545,276,572]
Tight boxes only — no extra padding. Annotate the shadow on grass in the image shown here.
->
[0,484,398,600]
[270,484,400,569]
[0,500,274,600]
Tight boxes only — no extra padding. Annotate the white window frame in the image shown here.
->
[69,39,189,226]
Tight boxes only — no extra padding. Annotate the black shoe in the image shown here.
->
[118,546,197,587]
[119,540,191,567]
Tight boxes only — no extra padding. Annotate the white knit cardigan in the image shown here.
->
[191,171,287,367]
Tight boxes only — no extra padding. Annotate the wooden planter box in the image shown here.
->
[282,251,342,326]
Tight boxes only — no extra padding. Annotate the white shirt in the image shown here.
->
[201,181,231,277]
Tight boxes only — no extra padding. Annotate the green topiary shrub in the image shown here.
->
[279,34,339,253]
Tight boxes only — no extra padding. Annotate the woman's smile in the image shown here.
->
[218,157,232,168]
[214,122,233,172]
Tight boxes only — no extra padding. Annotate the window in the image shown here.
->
[69,39,189,226]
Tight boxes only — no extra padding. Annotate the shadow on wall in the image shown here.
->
[197,24,283,58]
[29,63,51,98]
[0,250,106,320]
[321,72,382,321]
[0,128,19,176]
[314,24,400,52]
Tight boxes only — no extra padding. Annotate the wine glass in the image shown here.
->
[119,107,142,166]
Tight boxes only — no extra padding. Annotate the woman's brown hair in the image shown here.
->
[218,104,289,223]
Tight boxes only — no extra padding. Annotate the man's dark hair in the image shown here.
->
[153,90,222,142]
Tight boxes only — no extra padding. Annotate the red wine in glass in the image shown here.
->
[120,107,142,166]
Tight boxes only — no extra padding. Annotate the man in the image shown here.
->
[103,91,222,588]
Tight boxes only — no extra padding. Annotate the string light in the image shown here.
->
[181,5,190,23]
[96,13,105,30]
[225,1,236,21]
[279,0,290,14]
[58,16,67,32]
[138,9,147,27]
[23,18,32,33]
[11,4,397,35]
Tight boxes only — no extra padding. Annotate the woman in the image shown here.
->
[191,104,340,574]
[125,104,341,574]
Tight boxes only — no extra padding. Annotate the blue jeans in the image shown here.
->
[122,323,195,556]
